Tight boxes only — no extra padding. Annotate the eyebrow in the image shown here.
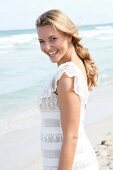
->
[38,35,56,41]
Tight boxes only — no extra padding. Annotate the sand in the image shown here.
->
[23,116,113,170]
[0,83,113,170]
[0,116,112,170]
[86,116,113,169]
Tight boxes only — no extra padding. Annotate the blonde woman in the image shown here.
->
[36,9,99,170]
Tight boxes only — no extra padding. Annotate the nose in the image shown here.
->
[44,42,51,52]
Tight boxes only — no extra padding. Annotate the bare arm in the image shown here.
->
[57,73,80,170]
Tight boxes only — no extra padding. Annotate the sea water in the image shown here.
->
[0,23,113,135]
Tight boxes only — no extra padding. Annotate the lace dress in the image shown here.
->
[39,61,99,170]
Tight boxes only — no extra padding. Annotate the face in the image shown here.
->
[37,25,71,64]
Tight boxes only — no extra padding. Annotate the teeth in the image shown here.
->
[49,51,57,55]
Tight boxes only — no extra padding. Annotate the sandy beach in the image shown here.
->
[0,83,113,170]
[86,83,113,169]
[1,115,112,170]
[0,125,42,170]
[86,116,113,170]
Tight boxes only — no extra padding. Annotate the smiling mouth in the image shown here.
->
[48,50,59,57]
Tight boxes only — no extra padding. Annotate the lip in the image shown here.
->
[48,50,59,57]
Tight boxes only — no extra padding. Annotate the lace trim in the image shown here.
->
[43,161,99,170]
[41,133,63,143]
[55,62,89,105]
[42,119,60,127]
[42,145,95,159]
[55,62,80,93]
[39,93,60,112]
[40,132,86,144]
[42,149,60,159]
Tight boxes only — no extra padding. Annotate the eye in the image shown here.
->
[39,40,44,44]
[50,37,57,41]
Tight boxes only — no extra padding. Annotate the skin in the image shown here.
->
[37,25,87,170]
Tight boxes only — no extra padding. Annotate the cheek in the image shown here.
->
[40,44,45,52]
[60,41,68,52]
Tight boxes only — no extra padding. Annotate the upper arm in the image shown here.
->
[57,73,81,140]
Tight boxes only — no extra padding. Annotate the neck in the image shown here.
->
[57,45,77,67]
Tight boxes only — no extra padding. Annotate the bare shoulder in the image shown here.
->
[57,72,80,105]
[57,72,74,95]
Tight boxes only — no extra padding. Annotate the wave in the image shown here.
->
[80,28,113,38]
[0,33,37,43]
[0,33,38,52]
[98,36,113,40]
[0,23,113,51]
[0,106,41,135]
[95,25,113,30]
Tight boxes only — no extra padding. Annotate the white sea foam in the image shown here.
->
[95,25,113,30]
[80,28,113,38]
[0,33,38,51]
[0,106,41,135]
[0,25,113,51]
[0,33,37,44]
[98,36,113,40]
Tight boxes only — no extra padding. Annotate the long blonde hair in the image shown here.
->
[36,9,98,90]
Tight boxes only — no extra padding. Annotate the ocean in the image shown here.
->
[0,23,113,135]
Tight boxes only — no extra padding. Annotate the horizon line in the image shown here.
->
[0,22,113,32]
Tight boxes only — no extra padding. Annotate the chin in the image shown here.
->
[49,56,61,63]
[50,59,59,63]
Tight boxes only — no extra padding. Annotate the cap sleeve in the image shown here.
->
[54,62,89,105]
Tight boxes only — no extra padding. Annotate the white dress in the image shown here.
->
[39,61,99,170]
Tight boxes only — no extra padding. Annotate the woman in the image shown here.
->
[36,9,99,170]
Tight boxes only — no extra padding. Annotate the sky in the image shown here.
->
[0,0,113,30]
